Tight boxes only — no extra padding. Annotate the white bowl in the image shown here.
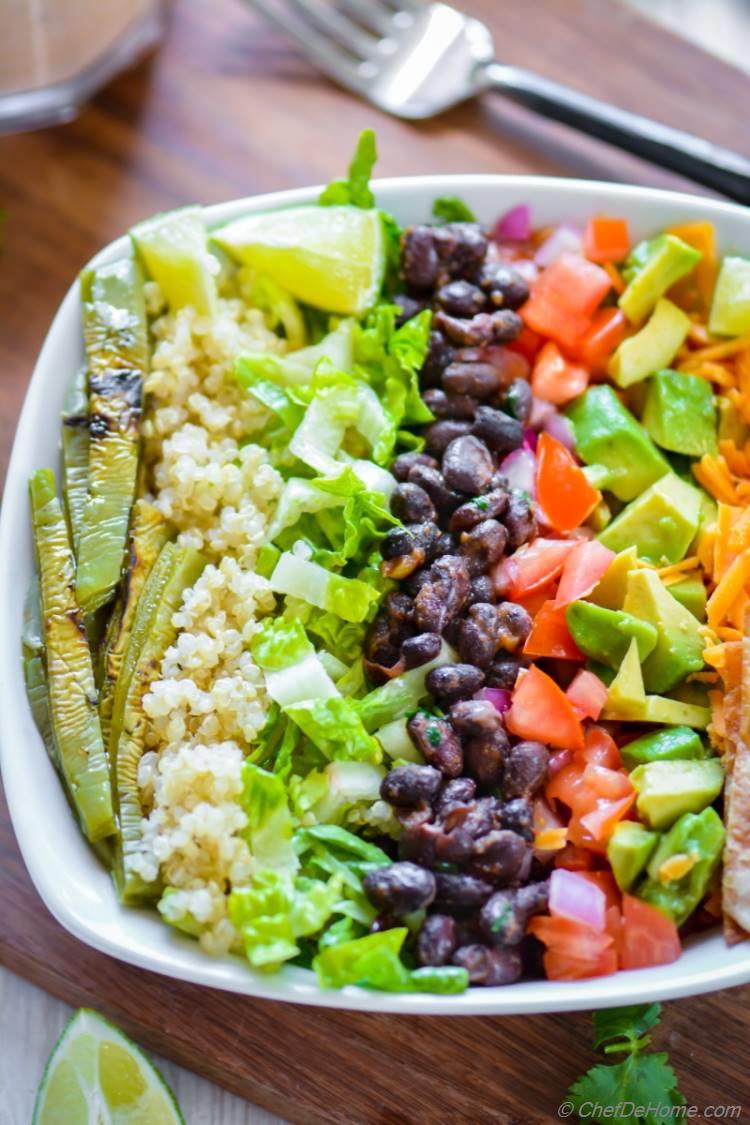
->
[3,175,749,1015]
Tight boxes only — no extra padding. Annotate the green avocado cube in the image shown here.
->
[607,822,659,892]
[598,473,701,565]
[638,807,725,925]
[567,386,670,502]
[566,601,658,669]
[589,546,639,610]
[637,696,710,728]
[603,638,646,718]
[709,256,750,337]
[642,369,717,458]
[609,299,691,388]
[667,576,707,622]
[620,726,706,770]
[623,569,705,693]
[620,234,702,325]
[631,759,724,830]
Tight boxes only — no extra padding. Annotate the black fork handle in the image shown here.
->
[484,63,750,204]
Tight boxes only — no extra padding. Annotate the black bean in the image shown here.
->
[516,880,550,917]
[401,632,442,669]
[442,435,494,495]
[442,362,501,399]
[414,555,471,633]
[435,310,523,348]
[495,601,532,652]
[363,862,437,915]
[390,482,437,524]
[383,591,415,624]
[381,527,419,560]
[497,797,534,842]
[479,890,526,945]
[381,764,443,808]
[433,825,475,864]
[426,663,484,707]
[432,531,457,558]
[457,604,500,668]
[459,519,508,576]
[503,491,537,549]
[501,378,533,424]
[417,914,457,967]
[472,405,524,456]
[485,654,522,690]
[503,741,549,798]
[479,263,530,310]
[364,616,403,672]
[422,388,478,421]
[424,419,472,456]
[432,223,488,282]
[398,815,440,867]
[464,730,509,789]
[452,944,524,985]
[370,912,401,933]
[434,777,477,814]
[441,795,497,838]
[408,463,463,514]
[449,488,509,534]
[402,567,432,599]
[434,871,494,912]
[420,330,456,387]
[402,226,440,290]
[392,451,438,482]
[449,699,504,739]
[435,279,486,317]
[393,292,428,325]
[469,830,531,885]
[469,575,497,606]
[407,712,464,778]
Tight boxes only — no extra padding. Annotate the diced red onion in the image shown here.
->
[523,428,538,452]
[548,749,573,778]
[499,447,537,498]
[549,868,607,931]
[494,204,531,242]
[543,412,576,451]
[529,396,556,429]
[511,258,539,285]
[475,687,512,714]
[534,224,583,268]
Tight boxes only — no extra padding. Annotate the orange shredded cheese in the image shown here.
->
[534,828,567,852]
[655,556,699,579]
[706,548,750,630]
[679,331,750,369]
[603,261,625,294]
[720,440,750,477]
[658,853,697,884]
[693,456,740,504]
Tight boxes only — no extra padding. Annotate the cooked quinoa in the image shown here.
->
[134,284,286,953]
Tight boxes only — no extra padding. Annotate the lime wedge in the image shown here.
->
[33,1009,184,1125]
[131,206,217,316]
[214,204,385,316]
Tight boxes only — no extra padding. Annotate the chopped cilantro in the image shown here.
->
[431,195,477,223]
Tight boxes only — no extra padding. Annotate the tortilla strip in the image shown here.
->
[721,613,750,938]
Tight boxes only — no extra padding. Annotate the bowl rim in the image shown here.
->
[3,172,750,1016]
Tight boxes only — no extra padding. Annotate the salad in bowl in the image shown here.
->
[13,132,750,1005]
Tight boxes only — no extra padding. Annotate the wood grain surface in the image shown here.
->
[1,0,750,1121]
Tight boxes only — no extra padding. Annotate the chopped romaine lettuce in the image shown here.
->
[297,761,386,825]
[239,272,306,350]
[269,552,382,623]
[432,195,476,223]
[285,698,382,763]
[358,640,456,731]
[313,928,468,993]
[235,319,355,389]
[241,762,298,874]
[318,129,377,209]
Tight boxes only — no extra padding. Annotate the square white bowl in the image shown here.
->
[2,175,750,1015]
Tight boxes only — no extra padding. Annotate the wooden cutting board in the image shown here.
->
[2,0,750,1120]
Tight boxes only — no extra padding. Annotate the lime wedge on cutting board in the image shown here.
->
[214,204,385,316]
[131,205,217,316]
[33,1009,184,1125]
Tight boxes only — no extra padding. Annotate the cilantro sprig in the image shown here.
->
[568,1004,685,1124]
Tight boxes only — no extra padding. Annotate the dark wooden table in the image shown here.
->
[2,1,750,1120]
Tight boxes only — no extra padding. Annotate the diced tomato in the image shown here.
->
[507,324,543,362]
[582,764,634,801]
[543,947,619,981]
[507,665,584,751]
[536,433,601,534]
[583,216,631,264]
[521,253,612,350]
[567,810,607,854]
[531,341,589,407]
[576,307,628,370]
[529,914,618,980]
[620,895,682,970]
[555,845,597,872]
[523,600,583,661]
[515,583,557,621]
[580,793,636,842]
[546,758,588,811]
[555,541,615,607]
[533,796,566,836]
[582,726,622,770]
[522,292,591,351]
[577,870,621,912]
[566,669,608,721]
[497,538,578,600]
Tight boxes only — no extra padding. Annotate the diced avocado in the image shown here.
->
[589,546,639,610]
[636,695,710,728]
[620,726,705,770]
[607,822,659,892]
[620,234,702,324]
[598,474,701,565]
[642,370,717,458]
[668,680,711,710]
[622,569,705,692]
[566,601,658,669]
[630,759,724,830]
[667,576,707,621]
[566,386,670,502]
[603,638,646,718]
[586,498,612,533]
[608,299,691,388]
[638,807,725,925]
[708,256,750,337]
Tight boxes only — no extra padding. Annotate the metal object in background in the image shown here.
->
[244,0,750,203]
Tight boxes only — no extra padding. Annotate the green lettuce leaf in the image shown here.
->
[357,641,454,731]
[240,762,298,874]
[431,195,477,223]
[251,616,340,707]
[235,319,355,390]
[269,551,382,623]
[285,697,383,763]
[354,304,434,430]
[240,272,306,350]
[292,761,386,826]
[251,617,314,671]
[319,129,377,209]
[312,928,468,993]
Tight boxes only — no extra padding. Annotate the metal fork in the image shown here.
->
[244,0,750,203]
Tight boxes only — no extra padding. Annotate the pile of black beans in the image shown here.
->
[362,221,553,986]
